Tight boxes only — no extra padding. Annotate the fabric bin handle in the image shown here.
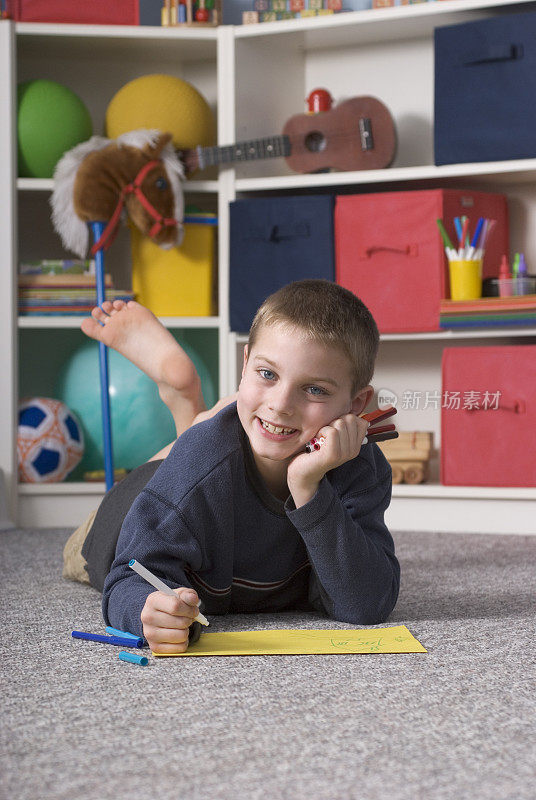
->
[243,222,311,243]
[269,222,310,242]
[465,397,526,414]
[359,244,419,259]
[463,43,524,66]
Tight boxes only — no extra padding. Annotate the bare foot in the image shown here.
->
[81,300,206,435]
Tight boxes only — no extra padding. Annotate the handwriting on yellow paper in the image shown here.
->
[152,624,426,657]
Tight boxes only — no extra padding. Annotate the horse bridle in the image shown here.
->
[90,159,181,255]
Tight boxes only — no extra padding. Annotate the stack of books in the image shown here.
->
[440,295,536,329]
[243,0,342,24]
[372,0,438,7]
[18,261,134,316]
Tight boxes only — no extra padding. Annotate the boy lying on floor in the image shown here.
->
[64,279,399,653]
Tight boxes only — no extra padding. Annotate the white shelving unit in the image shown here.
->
[1,18,226,527]
[2,0,536,533]
[228,0,536,535]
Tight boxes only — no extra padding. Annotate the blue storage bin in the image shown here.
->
[434,10,536,165]
[229,195,335,332]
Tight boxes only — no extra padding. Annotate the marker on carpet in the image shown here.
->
[106,626,142,644]
[71,631,144,648]
[128,559,209,626]
[119,651,148,666]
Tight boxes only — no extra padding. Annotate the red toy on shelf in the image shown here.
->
[307,88,333,114]
[162,0,221,26]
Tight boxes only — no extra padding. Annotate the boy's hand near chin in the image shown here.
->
[140,587,200,654]
[287,413,369,508]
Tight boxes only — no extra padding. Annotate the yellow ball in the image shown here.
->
[105,74,216,150]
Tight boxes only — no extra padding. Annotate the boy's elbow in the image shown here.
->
[332,576,400,626]
[372,555,401,623]
[374,571,400,623]
[332,607,391,626]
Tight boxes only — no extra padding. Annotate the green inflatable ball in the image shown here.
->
[17,79,93,178]
[55,340,216,474]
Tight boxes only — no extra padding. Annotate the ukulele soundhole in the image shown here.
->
[304,131,327,153]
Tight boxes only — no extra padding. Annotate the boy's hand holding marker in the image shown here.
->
[289,406,398,509]
[303,406,397,453]
[130,559,208,655]
[288,413,370,507]
[140,587,201,655]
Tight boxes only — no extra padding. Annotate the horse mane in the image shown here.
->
[50,129,185,259]
[50,135,111,258]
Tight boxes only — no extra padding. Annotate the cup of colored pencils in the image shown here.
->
[436,216,496,301]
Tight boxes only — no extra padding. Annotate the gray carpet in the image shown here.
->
[1,528,535,800]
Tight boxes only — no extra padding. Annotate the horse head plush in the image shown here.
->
[51,129,185,258]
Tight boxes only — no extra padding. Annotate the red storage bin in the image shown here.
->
[335,189,508,333]
[7,0,139,24]
[441,345,536,487]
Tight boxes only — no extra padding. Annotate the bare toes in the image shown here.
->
[81,316,103,339]
[100,300,114,314]
[112,300,126,313]
[91,306,108,323]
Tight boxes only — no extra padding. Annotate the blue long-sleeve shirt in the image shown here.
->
[102,402,400,638]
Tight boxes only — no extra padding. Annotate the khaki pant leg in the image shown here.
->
[62,509,97,584]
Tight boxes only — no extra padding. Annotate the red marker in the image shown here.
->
[362,405,397,425]
[305,436,326,453]
[498,254,513,298]
[305,406,398,452]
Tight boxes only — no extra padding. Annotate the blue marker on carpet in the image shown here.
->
[105,626,143,646]
[71,631,143,648]
[119,651,148,666]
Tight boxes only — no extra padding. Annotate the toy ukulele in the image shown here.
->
[305,405,398,453]
[182,89,396,175]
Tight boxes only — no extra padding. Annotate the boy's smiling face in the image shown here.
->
[237,322,369,490]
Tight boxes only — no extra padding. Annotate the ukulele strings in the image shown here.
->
[182,124,383,168]
[285,129,377,148]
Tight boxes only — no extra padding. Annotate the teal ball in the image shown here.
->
[55,340,216,473]
[17,79,93,178]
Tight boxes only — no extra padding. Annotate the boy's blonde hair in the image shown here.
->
[248,280,379,394]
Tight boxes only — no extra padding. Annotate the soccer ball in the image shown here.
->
[18,397,84,483]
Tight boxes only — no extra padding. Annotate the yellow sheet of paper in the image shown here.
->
[152,624,426,657]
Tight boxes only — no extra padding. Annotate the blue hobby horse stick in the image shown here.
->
[90,221,114,492]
